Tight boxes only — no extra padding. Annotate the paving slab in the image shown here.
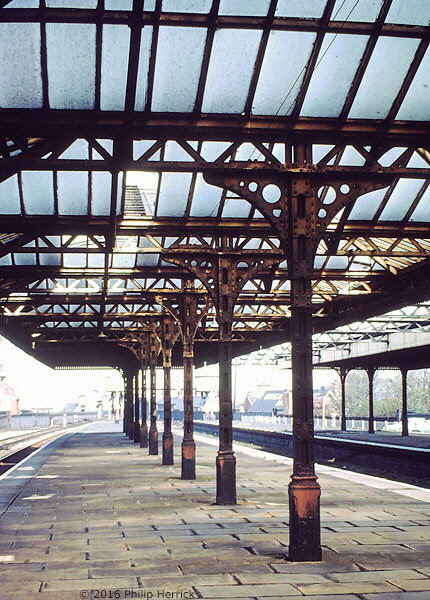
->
[0,421,429,600]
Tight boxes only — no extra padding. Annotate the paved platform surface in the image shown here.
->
[0,421,429,600]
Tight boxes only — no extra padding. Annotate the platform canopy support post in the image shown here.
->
[149,331,161,456]
[217,333,235,504]
[122,376,126,434]
[126,373,134,440]
[157,313,179,466]
[182,352,195,479]
[401,368,409,437]
[133,372,140,443]
[339,367,348,432]
[140,357,148,448]
[367,368,376,434]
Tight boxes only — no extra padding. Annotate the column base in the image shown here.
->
[133,421,141,443]
[181,439,196,480]
[149,427,158,455]
[127,423,134,439]
[216,451,236,505]
[162,432,174,465]
[288,474,322,562]
[140,424,148,448]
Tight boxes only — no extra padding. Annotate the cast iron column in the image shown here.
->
[401,368,409,437]
[128,378,134,439]
[340,368,347,432]
[162,359,173,465]
[158,315,177,465]
[217,338,236,504]
[156,284,206,480]
[287,174,321,562]
[122,378,127,433]
[201,146,396,561]
[367,368,375,434]
[133,372,140,443]
[182,353,196,479]
[148,338,158,455]
[126,374,134,439]
[140,361,148,447]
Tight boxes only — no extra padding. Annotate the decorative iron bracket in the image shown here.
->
[164,245,281,340]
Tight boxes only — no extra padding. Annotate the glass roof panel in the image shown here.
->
[0,175,21,215]
[219,0,271,16]
[332,0,383,22]
[301,34,369,118]
[190,174,223,217]
[0,23,42,109]
[410,186,430,221]
[136,254,160,266]
[133,140,157,160]
[101,25,131,111]
[348,187,389,220]
[349,37,420,119]
[325,257,349,269]
[88,254,105,267]
[46,24,96,109]
[46,1,97,6]
[379,179,426,221]
[22,171,54,215]
[396,47,430,121]
[312,144,335,163]
[386,0,430,26]
[4,1,39,6]
[91,172,112,216]
[252,31,316,116]
[57,172,89,215]
[64,253,87,268]
[200,142,232,161]
[338,146,366,166]
[222,198,251,218]
[202,29,262,114]
[164,141,198,161]
[0,255,12,266]
[407,152,430,168]
[378,147,408,166]
[161,0,212,12]
[314,256,325,269]
[105,0,133,8]
[134,26,153,111]
[157,173,192,217]
[40,253,61,266]
[153,27,206,112]
[59,139,89,160]
[14,253,37,266]
[275,0,326,18]
[112,253,136,268]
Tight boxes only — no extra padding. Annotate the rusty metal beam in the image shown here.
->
[1,114,429,144]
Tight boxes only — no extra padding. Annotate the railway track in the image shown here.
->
[0,426,72,476]
[194,421,430,489]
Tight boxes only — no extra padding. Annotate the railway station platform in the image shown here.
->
[0,422,430,600]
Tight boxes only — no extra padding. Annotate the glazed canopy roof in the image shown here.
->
[0,0,429,369]
[0,0,429,120]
